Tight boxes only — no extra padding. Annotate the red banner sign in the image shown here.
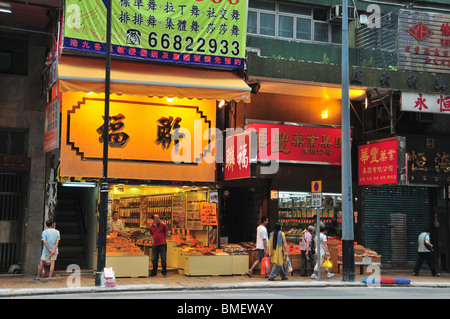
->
[224,131,252,180]
[358,138,398,186]
[224,132,251,180]
[246,122,343,165]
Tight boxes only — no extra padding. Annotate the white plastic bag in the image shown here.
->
[101,267,116,287]
[286,257,293,273]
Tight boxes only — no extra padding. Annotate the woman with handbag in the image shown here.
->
[311,223,334,279]
[268,223,289,281]
[300,225,316,276]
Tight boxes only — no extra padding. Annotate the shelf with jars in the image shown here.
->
[147,194,173,229]
[276,191,343,242]
[118,196,145,228]
[186,190,209,230]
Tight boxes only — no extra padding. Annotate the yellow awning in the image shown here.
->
[57,55,251,103]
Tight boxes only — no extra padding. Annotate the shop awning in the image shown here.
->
[57,55,251,102]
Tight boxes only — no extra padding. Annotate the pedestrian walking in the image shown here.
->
[300,225,316,276]
[413,229,440,277]
[247,216,269,277]
[149,214,169,277]
[32,218,60,282]
[268,222,289,281]
[311,223,334,279]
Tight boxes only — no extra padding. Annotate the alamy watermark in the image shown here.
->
[66,264,81,288]
[361,4,382,29]
[170,121,280,175]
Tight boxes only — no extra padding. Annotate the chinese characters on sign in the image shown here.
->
[0,155,32,172]
[224,131,252,180]
[358,138,398,186]
[200,202,217,226]
[44,98,60,153]
[246,122,344,165]
[401,92,450,114]
[96,113,130,147]
[408,136,450,184]
[155,116,182,150]
[398,9,450,74]
[64,0,247,69]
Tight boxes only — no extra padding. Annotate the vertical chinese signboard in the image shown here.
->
[224,131,253,180]
[44,98,60,153]
[358,138,400,186]
[398,9,450,74]
[63,0,247,69]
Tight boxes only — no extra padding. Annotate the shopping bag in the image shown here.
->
[101,267,116,287]
[261,255,271,276]
[322,258,333,270]
[286,257,293,273]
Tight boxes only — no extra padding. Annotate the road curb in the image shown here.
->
[2,279,450,298]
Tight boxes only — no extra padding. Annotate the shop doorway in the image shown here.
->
[54,185,97,270]
[220,188,263,244]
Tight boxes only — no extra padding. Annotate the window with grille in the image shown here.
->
[247,0,342,45]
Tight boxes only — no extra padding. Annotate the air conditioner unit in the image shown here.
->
[328,5,356,22]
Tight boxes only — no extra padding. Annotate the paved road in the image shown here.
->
[12,287,450,299]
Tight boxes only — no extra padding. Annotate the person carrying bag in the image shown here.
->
[267,223,289,281]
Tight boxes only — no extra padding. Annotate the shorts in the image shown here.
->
[41,254,58,262]
[256,249,265,262]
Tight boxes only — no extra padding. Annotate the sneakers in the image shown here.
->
[327,273,335,279]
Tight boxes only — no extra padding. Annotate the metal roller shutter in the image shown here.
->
[362,186,431,265]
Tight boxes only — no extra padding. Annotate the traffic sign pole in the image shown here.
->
[311,181,322,280]
[316,206,321,281]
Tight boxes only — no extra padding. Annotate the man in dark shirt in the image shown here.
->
[149,214,169,277]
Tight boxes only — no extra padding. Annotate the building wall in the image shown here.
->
[0,30,48,274]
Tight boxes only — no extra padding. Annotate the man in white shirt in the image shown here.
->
[247,216,269,277]
[111,211,124,235]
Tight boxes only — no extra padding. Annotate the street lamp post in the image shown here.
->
[341,0,355,282]
[95,0,112,287]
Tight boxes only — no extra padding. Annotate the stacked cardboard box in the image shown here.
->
[327,239,381,274]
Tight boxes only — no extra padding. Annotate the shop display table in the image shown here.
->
[94,253,149,277]
[178,251,249,276]
[337,258,381,275]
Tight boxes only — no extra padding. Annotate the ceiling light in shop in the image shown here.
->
[62,182,96,188]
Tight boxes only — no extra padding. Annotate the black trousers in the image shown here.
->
[300,250,316,276]
[151,244,167,276]
[413,252,438,275]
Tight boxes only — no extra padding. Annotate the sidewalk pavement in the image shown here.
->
[1,268,450,298]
